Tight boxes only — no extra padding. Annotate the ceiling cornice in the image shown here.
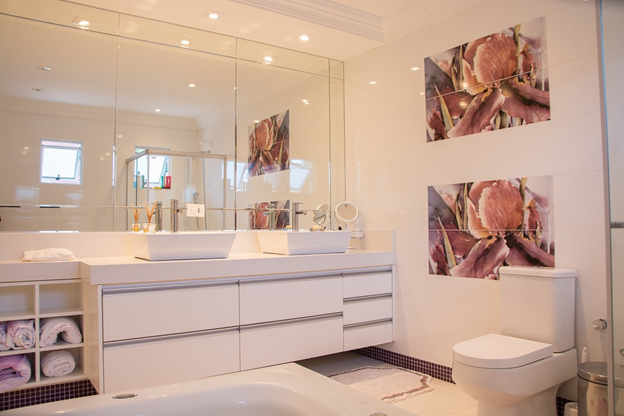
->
[228,0,384,41]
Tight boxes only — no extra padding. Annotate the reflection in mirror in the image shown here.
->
[0,13,118,231]
[313,203,329,226]
[0,2,345,233]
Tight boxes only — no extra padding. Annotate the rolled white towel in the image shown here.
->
[41,350,75,378]
[0,354,31,393]
[0,323,9,351]
[39,317,82,347]
[22,248,76,262]
[6,320,35,350]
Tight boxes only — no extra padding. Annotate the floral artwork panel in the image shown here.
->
[249,200,290,230]
[248,110,290,176]
[425,17,549,141]
[428,176,554,279]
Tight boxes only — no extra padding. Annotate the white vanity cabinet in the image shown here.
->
[239,274,344,370]
[97,281,240,393]
[87,266,394,393]
[0,280,86,389]
[343,270,394,350]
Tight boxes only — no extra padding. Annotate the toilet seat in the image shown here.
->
[453,334,553,369]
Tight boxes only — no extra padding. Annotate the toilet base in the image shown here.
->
[475,385,558,416]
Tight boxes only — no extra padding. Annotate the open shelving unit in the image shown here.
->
[0,280,85,389]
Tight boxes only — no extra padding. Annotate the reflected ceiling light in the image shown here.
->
[369,81,377,85]
[154,108,162,112]
[32,87,43,92]
[72,17,92,28]
[299,34,310,41]
[187,83,197,88]
[302,99,309,105]
[38,66,51,71]
[208,12,220,19]
[24,147,29,150]
[411,66,420,71]
[254,120,260,123]
[419,92,424,95]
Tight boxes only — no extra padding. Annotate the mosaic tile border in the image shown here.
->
[351,346,454,383]
[0,379,97,412]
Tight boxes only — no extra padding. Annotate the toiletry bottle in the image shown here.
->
[165,174,171,189]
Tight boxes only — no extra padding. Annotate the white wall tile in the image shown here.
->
[551,111,604,174]
[555,229,609,289]
[546,0,599,66]
[554,170,607,230]
[604,45,624,110]
[549,54,602,120]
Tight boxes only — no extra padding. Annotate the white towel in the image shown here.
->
[39,317,82,347]
[41,350,75,378]
[6,320,35,350]
[0,355,31,393]
[0,323,9,351]
[22,248,76,262]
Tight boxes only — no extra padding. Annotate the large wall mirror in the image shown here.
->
[0,0,344,232]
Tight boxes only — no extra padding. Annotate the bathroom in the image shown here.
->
[0,0,623,415]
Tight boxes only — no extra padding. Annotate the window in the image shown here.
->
[40,139,83,185]
[135,147,171,188]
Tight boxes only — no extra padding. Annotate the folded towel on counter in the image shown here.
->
[0,323,9,351]
[39,317,82,347]
[41,350,75,378]
[6,321,35,350]
[0,355,31,393]
[22,248,76,262]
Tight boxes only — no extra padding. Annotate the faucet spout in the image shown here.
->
[170,199,186,232]
[291,202,306,232]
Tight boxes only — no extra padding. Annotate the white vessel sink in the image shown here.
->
[256,230,353,255]
[128,231,237,261]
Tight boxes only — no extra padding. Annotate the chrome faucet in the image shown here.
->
[291,202,306,232]
[266,203,277,231]
[154,201,163,232]
[170,199,185,233]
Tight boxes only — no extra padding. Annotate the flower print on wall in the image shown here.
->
[248,110,290,176]
[425,17,549,141]
[428,176,554,279]
[249,200,290,230]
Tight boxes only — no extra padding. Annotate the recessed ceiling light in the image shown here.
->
[369,81,377,85]
[176,37,194,48]
[154,108,162,112]
[180,39,190,45]
[72,17,92,28]
[263,56,273,62]
[208,13,220,19]
[299,34,310,41]
[187,83,197,88]
[411,67,420,71]
[32,87,44,92]
[302,99,309,105]
[38,66,51,71]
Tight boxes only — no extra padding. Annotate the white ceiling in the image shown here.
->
[66,0,485,61]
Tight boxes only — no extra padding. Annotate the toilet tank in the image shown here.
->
[499,266,576,352]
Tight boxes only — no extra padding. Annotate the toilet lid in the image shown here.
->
[453,334,553,369]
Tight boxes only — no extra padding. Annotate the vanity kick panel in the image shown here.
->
[240,276,342,325]
[102,283,239,342]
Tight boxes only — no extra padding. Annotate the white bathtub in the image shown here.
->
[4,363,417,415]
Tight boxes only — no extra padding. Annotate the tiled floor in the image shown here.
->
[298,352,478,416]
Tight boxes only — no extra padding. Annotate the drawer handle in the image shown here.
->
[344,294,392,303]
[104,326,239,348]
[240,312,343,331]
[344,318,392,330]
[341,267,392,276]
[103,281,238,295]
[239,273,342,285]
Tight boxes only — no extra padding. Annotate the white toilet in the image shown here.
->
[452,266,578,416]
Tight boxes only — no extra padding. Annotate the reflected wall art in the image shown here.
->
[249,200,290,230]
[425,17,549,141]
[428,176,554,279]
[248,110,290,176]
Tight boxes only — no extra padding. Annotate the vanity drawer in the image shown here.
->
[239,275,342,325]
[344,320,393,351]
[343,296,392,325]
[240,314,343,370]
[102,282,239,342]
[103,328,239,393]
[343,271,392,298]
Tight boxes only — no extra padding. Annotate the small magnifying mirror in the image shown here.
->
[313,203,329,226]
[335,201,358,230]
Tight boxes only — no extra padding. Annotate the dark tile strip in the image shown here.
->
[0,380,97,412]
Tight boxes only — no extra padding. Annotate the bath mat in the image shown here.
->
[328,365,433,403]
